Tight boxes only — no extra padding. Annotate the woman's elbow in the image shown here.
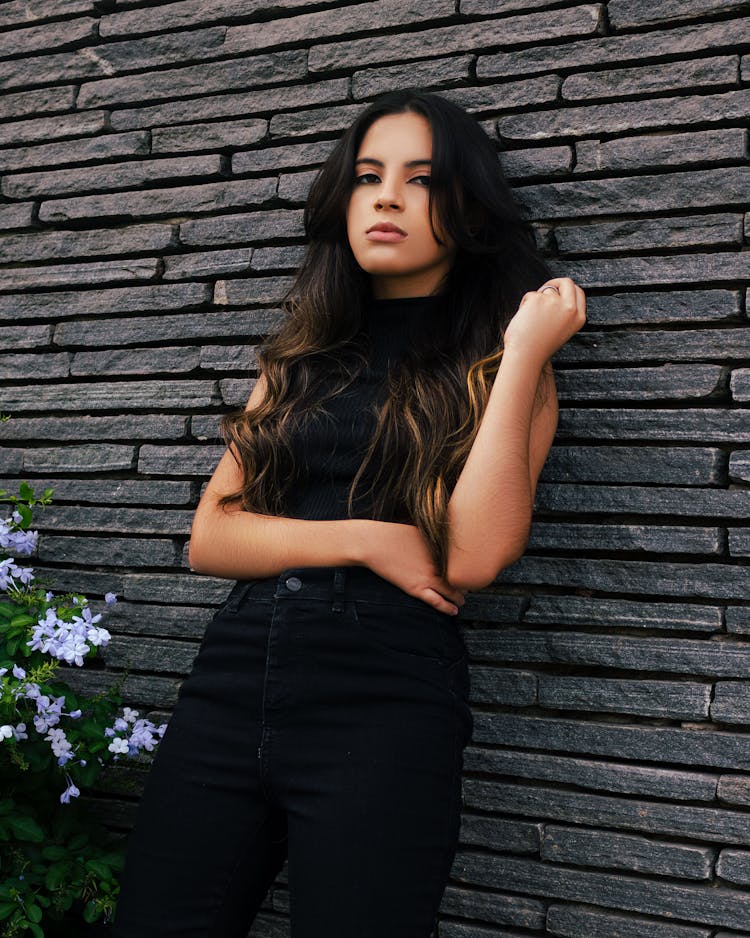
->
[446,539,529,593]
[446,567,494,593]
[446,558,513,593]
[187,534,205,573]
[187,512,214,573]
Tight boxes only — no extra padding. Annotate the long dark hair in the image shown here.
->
[216,89,554,576]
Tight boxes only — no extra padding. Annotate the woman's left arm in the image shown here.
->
[445,277,586,591]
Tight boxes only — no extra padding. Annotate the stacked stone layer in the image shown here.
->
[1,1,748,934]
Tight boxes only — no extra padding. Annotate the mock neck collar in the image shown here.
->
[362,294,440,365]
[369,293,441,307]
[367,293,440,311]
[365,293,441,325]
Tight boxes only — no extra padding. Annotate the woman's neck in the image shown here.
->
[369,266,453,299]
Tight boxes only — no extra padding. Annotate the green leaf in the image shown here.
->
[26,904,42,924]
[83,900,100,924]
[18,482,34,501]
[8,815,45,842]
[42,845,70,861]
[45,860,74,890]
[29,924,45,938]
[85,860,112,880]
[0,901,18,920]
[100,852,125,870]
[14,504,32,528]
[9,615,36,629]
[67,833,89,851]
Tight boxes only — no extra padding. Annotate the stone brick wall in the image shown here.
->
[1,0,748,934]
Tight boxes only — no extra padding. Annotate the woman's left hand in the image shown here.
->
[502,276,587,369]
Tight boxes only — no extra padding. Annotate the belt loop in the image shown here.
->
[227,579,256,614]
[331,567,346,613]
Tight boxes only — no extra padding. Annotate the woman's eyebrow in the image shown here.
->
[354,158,432,168]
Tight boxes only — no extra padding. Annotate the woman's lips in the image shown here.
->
[365,221,407,242]
[365,230,407,242]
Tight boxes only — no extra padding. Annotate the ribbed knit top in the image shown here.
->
[281,294,440,522]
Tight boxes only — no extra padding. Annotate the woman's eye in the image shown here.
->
[412,175,431,187]
[355,173,379,184]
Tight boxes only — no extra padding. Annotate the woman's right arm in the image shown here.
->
[187,373,371,579]
[188,373,465,613]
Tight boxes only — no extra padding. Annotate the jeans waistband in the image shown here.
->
[231,565,455,616]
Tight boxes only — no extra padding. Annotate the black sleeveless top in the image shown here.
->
[280,294,439,523]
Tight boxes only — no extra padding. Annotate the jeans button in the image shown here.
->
[285,576,302,592]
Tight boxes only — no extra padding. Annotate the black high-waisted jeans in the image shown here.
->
[111,565,473,938]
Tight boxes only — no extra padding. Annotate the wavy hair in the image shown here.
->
[216,89,554,577]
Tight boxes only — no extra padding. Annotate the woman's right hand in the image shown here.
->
[353,520,466,615]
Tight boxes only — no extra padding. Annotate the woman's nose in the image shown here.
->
[374,183,402,210]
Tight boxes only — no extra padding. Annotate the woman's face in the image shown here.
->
[346,111,456,300]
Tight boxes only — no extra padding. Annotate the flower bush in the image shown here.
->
[0,479,167,937]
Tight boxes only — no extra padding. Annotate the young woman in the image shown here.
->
[111,89,585,938]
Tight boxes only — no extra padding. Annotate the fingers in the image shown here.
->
[539,277,587,316]
[423,589,460,615]
[421,586,466,616]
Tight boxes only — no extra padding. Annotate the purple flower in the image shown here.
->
[46,726,74,765]
[32,693,65,734]
[27,604,110,666]
[0,516,37,556]
[0,557,35,590]
[60,777,80,804]
[103,707,167,761]
[108,738,129,757]
[87,626,111,647]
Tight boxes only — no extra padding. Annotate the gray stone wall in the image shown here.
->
[1,0,748,934]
